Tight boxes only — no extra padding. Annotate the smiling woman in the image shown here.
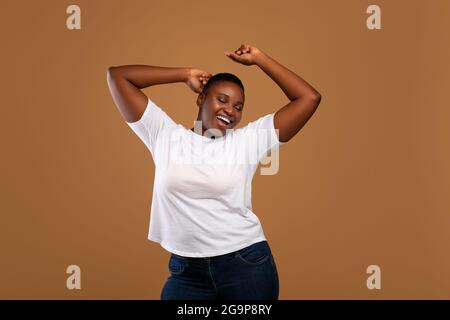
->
[106,43,321,300]
[190,72,245,138]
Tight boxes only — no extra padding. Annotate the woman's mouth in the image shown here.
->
[216,115,232,128]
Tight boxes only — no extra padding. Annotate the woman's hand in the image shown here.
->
[224,44,263,66]
[185,68,213,94]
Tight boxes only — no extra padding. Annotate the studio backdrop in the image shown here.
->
[1,0,449,299]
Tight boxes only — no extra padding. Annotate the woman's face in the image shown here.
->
[195,81,244,137]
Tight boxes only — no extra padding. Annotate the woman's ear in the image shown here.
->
[196,92,205,108]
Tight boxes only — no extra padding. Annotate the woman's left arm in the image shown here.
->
[255,50,321,143]
[225,45,321,143]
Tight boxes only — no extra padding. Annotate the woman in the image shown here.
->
[107,44,321,300]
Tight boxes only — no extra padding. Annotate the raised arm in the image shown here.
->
[106,65,191,123]
[225,45,322,143]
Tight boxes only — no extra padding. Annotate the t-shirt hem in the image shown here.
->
[148,235,268,258]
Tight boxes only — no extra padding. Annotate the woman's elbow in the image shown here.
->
[306,91,321,103]
[314,92,321,103]
[107,66,118,76]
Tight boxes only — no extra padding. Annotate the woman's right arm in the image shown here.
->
[106,65,190,123]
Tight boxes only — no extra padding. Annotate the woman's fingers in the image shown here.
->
[199,72,211,85]
[236,44,250,54]
[226,44,251,57]
[200,73,210,79]
[226,51,238,59]
[224,45,257,66]
[225,50,247,64]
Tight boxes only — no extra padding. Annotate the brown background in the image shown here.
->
[1,0,449,299]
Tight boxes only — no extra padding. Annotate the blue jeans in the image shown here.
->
[161,240,279,300]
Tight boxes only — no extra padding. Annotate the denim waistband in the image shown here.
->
[171,240,268,262]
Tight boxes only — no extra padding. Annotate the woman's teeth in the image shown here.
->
[217,115,231,125]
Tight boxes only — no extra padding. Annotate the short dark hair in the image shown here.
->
[201,72,244,96]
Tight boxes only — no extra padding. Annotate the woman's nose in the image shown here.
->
[223,104,234,115]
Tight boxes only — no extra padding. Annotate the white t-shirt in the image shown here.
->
[126,97,286,257]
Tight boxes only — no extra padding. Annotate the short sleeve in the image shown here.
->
[126,97,178,157]
[239,112,286,164]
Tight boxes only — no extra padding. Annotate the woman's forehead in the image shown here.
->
[211,83,244,101]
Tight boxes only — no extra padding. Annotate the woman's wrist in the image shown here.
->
[254,50,269,67]
[182,67,192,83]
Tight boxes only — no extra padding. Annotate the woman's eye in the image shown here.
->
[217,98,242,110]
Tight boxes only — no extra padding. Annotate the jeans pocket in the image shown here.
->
[236,241,271,265]
[168,255,187,275]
